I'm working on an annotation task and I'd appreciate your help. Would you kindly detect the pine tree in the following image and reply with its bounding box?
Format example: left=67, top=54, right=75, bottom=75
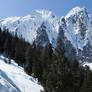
left=9, top=33, right=19, bottom=59
left=68, top=60, right=82, bottom=92
left=42, top=44, right=53, bottom=70
left=43, top=40, right=69, bottom=92
left=32, top=44, right=43, bottom=81
left=0, top=28, right=3, bottom=53
left=80, top=66, right=92, bottom=92
left=4, top=32, right=12, bottom=58
left=0, top=30, right=7, bottom=53
left=42, top=44, right=53, bottom=84
left=25, top=43, right=35, bottom=75
left=14, top=38, right=26, bottom=66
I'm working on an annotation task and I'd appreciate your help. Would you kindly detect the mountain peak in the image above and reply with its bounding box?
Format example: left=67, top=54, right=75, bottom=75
left=1, top=7, right=92, bottom=62
left=32, top=9, right=56, bottom=19
left=65, top=6, right=88, bottom=19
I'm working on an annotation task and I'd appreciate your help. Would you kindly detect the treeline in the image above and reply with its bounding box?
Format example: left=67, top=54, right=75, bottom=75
left=0, top=28, right=92, bottom=92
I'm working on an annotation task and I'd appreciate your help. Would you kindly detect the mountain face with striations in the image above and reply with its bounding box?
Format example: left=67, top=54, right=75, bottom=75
left=59, top=7, right=92, bottom=63
left=0, top=10, right=59, bottom=47
left=1, top=7, right=92, bottom=63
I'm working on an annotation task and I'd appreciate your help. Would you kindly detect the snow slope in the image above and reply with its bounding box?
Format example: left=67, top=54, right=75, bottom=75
left=0, top=10, right=59, bottom=47
left=1, top=7, right=92, bottom=62
left=0, top=56, right=43, bottom=92
left=64, top=6, right=92, bottom=50
left=57, top=6, right=92, bottom=62
left=83, top=62, right=92, bottom=70
left=1, top=7, right=92, bottom=49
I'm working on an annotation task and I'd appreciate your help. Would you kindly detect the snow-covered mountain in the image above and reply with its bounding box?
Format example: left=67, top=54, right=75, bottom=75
left=59, top=7, right=92, bottom=62
left=0, top=10, right=59, bottom=47
left=1, top=7, right=92, bottom=63
left=0, top=55, right=43, bottom=92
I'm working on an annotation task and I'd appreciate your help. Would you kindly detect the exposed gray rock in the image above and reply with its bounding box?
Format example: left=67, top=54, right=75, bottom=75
left=35, top=22, right=49, bottom=46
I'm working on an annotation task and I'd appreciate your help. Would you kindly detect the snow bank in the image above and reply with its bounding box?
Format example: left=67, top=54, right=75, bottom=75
left=0, top=56, right=43, bottom=92
left=83, top=62, right=92, bottom=70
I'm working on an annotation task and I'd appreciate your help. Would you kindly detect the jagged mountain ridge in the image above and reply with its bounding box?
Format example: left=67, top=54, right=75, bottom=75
left=0, top=10, right=59, bottom=47
left=1, top=7, right=92, bottom=62
left=59, top=7, right=92, bottom=62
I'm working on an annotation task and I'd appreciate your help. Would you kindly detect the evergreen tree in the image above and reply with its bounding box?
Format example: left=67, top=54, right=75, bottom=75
left=43, top=40, right=69, bottom=92
left=0, top=30, right=7, bottom=53
left=42, top=43, right=53, bottom=84
left=25, top=43, right=35, bottom=75
left=68, top=60, right=82, bottom=92
left=14, top=38, right=26, bottom=66
left=0, top=28, right=3, bottom=53
left=9, top=33, right=19, bottom=59
left=80, top=66, right=92, bottom=92
left=32, top=45, right=43, bottom=81
left=4, top=32, right=12, bottom=58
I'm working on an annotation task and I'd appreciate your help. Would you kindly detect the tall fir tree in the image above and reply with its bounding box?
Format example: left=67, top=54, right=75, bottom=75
left=25, top=42, right=36, bottom=75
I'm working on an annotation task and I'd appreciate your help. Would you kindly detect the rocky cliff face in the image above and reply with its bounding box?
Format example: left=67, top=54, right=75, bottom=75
left=58, top=7, right=92, bottom=63
left=0, top=10, right=59, bottom=47
left=35, top=22, right=49, bottom=46
left=1, top=7, right=92, bottom=63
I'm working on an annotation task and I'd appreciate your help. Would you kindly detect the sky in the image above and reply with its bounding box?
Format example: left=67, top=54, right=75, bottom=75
left=0, top=0, right=92, bottom=18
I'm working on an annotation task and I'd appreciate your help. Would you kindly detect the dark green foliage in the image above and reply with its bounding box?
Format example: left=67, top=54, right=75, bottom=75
left=42, top=40, right=92, bottom=92
left=25, top=42, right=43, bottom=81
left=42, top=44, right=53, bottom=70
left=43, top=40, right=69, bottom=92
left=9, top=33, right=19, bottom=59
left=80, top=66, right=92, bottom=92
left=32, top=45, right=43, bottom=81
left=68, top=60, right=82, bottom=92
left=0, top=28, right=92, bottom=92
left=4, top=31, right=12, bottom=58
left=0, top=28, right=27, bottom=66
left=14, top=38, right=26, bottom=66
left=25, top=44, right=35, bottom=75
left=42, top=44, right=54, bottom=84
left=0, top=29, right=8, bottom=53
